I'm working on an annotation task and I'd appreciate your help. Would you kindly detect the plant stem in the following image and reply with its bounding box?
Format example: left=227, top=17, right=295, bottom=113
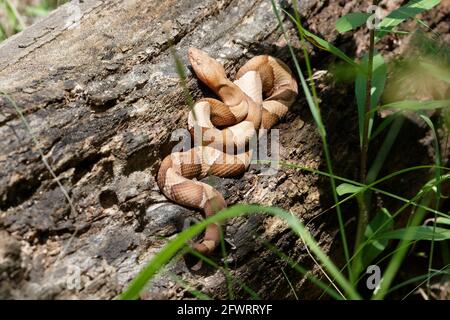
left=5, top=0, right=26, bottom=30
left=421, top=114, right=442, bottom=296
left=372, top=192, right=432, bottom=299
left=289, top=0, right=352, bottom=282
left=360, top=14, right=377, bottom=184
left=355, top=0, right=379, bottom=255
left=354, top=189, right=369, bottom=258
left=292, top=3, right=319, bottom=103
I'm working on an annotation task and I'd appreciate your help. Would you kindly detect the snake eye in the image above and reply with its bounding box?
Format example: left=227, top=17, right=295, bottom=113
left=188, top=48, right=203, bottom=68
left=188, top=48, right=226, bottom=89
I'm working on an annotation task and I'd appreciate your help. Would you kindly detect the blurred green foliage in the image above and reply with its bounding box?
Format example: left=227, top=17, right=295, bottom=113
left=0, top=0, right=67, bottom=42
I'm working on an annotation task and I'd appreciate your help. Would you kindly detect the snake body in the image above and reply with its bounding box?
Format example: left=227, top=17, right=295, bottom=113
left=157, top=48, right=298, bottom=255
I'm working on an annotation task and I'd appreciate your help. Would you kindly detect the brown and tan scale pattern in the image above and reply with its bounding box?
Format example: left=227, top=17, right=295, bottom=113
left=157, top=48, right=298, bottom=257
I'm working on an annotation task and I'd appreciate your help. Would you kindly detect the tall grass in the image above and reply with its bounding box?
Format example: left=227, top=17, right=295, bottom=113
left=272, top=0, right=353, bottom=282
left=121, top=205, right=361, bottom=300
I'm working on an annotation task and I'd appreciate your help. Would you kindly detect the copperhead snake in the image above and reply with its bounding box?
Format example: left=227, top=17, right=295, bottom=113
left=157, top=48, right=298, bottom=256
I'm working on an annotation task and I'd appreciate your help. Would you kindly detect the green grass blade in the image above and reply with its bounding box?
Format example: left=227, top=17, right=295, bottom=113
left=24, top=6, right=52, bottom=17
left=336, top=183, right=363, bottom=196
left=4, top=0, right=26, bottom=31
left=0, top=92, right=80, bottom=268
left=218, top=227, right=234, bottom=300
left=168, top=273, right=213, bottom=300
left=358, top=208, right=394, bottom=273
left=419, top=61, right=450, bottom=84
left=336, top=172, right=449, bottom=287
left=375, top=0, right=442, bottom=41
left=370, top=114, right=399, bottom=141
left=336, top=12, right=371, bottom=34
left=435, top=217, right=450, bottom=226
left=367, top=116, right=405, bottom=184
left=281, top=268, right=299, bottom=300
left=420, top=114, right=442, bottom=293
left=356, top=52, right=387, bottom=146
left=263, top=241, right=345, bottom=300
left=274, top=0, right=352, bottom=282
left=281, top=161, right=450, bottom=219
left=352, top=207, right=391, bottom=280
left=291, top=1, right=319, bottom=102
left=380, top=99, right=450, bottom=111
left=170, top=46, right=195, bottom=110
left=121, top=204, right=361, bottom=300
left=0, top=20, right=7, bottom=41
left=185, top=247, right=261, bottom=300
left=372, top=192, right=433, bottom=299
left=282, top=9, right=363, bottom=73
left=399, top=264, right=450, bottom=299
left=275, top=8, right=325, bottom=137
left=375, top=226, right=450, bottom=241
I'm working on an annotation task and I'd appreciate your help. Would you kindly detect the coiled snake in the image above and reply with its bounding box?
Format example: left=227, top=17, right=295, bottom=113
left=157, top=48, right=298, bottom=256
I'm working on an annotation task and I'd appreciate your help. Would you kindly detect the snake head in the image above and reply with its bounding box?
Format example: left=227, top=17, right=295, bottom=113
left=188, top=48, right=227, bottom=91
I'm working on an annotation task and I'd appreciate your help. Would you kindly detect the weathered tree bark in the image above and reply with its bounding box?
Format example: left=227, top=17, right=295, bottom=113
left=0, top=0, right=447, bottom=299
